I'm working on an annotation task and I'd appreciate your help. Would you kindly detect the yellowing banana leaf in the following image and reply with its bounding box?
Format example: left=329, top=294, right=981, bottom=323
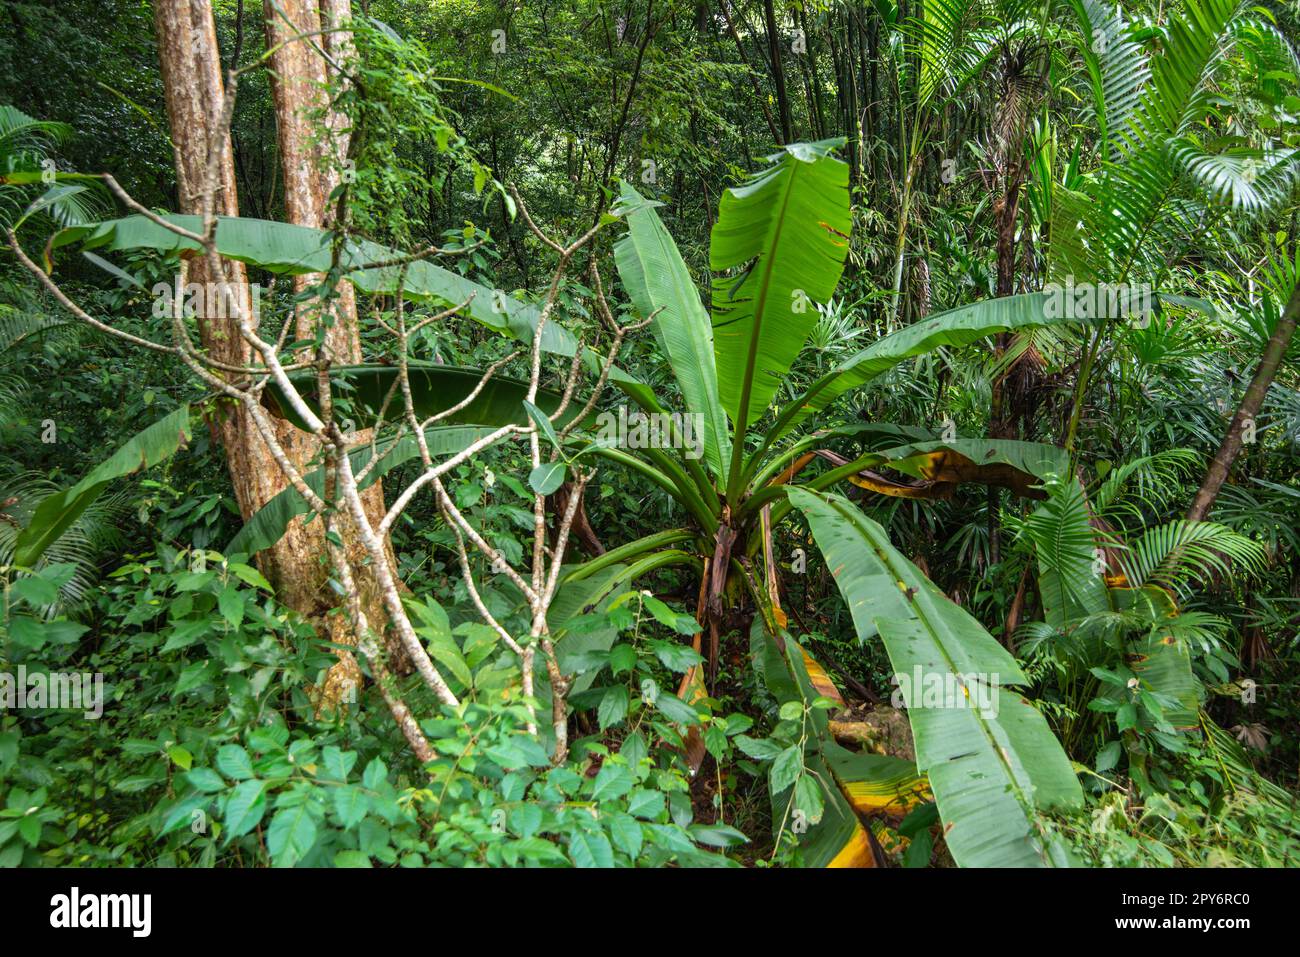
left=751, top=622, right=930, bottom=868
left=813, top=438, right=1065, bottom=501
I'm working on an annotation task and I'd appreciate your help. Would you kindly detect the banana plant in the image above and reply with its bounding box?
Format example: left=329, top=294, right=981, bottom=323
left=54, top=140, right=1091, bottom=866
left=561, top=140, right=1091, bottom=866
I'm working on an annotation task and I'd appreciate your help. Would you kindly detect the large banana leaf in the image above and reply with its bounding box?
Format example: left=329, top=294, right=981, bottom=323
left=790, top=487, right=1082, bottom=867
left=267, top=363, right=579, bottom=434
left=782, top=292, right=1078, bottom=434
left=14, top=405, right=191, bottom=567
left=53, top=215, right=577, bottom=355
left=225, top=426, right=496, bottom=556
left=613, top=182, right=730, bottom=482
left=710, top=139, right=851, bottom=433
left=55, top=213, right=659, bottom=411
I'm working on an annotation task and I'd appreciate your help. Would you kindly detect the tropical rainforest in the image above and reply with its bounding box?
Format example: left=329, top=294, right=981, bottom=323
left=0, top=0, right=1297, bottom=870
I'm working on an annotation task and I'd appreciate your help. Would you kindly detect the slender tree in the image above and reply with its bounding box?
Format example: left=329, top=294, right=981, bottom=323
left=1187, top=281, right=1300, bottom=521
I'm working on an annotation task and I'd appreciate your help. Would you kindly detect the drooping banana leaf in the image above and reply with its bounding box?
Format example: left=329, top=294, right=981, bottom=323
left=225, top=426, right=496, bottom=556
left=14, top=405, right=191, bottom=567
left=54, top=213, right=658, bottom=411
left=266, top=363, right=581, bottom=434
left=782, top=292, right=1082, bottom=435
left=761, top=436, right=1068, bottom=521
left=710, top=139, right=851, bottom=434
left=832, top=437, right=1067, bottom=500
left=790, top=487, right=1083, bottom=867
left=52, top=215, right=574, bottom=355
left=613, top=181, right=731, bottom=483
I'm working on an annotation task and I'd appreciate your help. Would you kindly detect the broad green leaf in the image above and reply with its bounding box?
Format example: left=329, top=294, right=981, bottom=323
left=218, top=588, right=247, bottom=629
left=223, top=780, right=267, bottom=840
left=597, top=686, right=629, bottom=730
left=215, top=744, right=255, bottom=782
left=333, top=849, right=372, bottom=868
left=711, top=140, right=851, bottom=431
left=226, top=426, right=495, bottom=556
left=613, top=181, right=730, bottom=480
left=590, top=762, right=635, bottom=802
left=688, top=823, right=749, bottom=848
left=13, top=405, right=191, bottom=566
left=568, top=828, right=615, bottom=868
left=785, top=293, right=1075, bottom=433
left=770, top=745, right=803, bottom=794
left=791, top=487, right=1082, bottom=867
left=267, top=804, right=318, bottom=867
left=529, top=462, right=566, bottom=496
left=269, top=364, right=577, bottom=434
left=55, top=214, right=657, bottom=399
left=184, top=768, right=225, bottom=794
left=421, top=630, right=472, bottom=689
left=653, top=692, right=701, bottom=725
left=53, top=215, right=577, bottom=354
left=332, top=786, right=370, bottom=829
left=608, top=813, right=643, bottom=858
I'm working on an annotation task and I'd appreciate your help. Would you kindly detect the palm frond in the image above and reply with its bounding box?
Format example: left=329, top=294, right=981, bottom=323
left=1118, top=519, right=1267, bottom=595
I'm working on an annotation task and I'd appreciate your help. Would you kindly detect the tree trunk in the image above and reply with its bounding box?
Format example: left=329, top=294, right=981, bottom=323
left=261, top=0, right=408, bottom=698
left=154, top=0, right=333, bottom=614
left=1187, top=280, right=1300, bottom=521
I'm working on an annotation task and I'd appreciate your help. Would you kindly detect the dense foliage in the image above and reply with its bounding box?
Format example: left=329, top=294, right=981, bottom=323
left=0, top=0, right=1298, bottom=868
